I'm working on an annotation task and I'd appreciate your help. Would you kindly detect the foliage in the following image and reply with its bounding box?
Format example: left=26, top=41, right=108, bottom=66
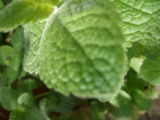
left=0, top=0, right=159, bottom=120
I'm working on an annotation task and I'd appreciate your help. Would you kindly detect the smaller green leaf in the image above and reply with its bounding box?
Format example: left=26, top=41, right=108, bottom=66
left=127, top=42, right=146, bottom=59
left=90, top=101, right=105, bottom=120
left=0, top=45, right=21, bottom=85
left=125, top=69, right=147, bottom=91
left=18, top=92, right=34, bottom=107
left=110, top=91, right=133, bottom=117
left=130, top=57, right=145, bottom=73
left=0, top=87, right=19, bottom=110
left=17, top=78, right=40, bottom=92
left=0, top=46, right=15, bottom=65
left=39, top=98, right=50, bottom=120
left=144, top=87, right=160, bottom=99
left=9, top=107, right=46, bottom=120
left=128, top=43, right=160, bottom=86
left=0, top=0, right=54, bottom=32
left=11, top=28, right=24, bottom=53
left=47, top=93, right=77, bottom=113
left=132, top=90, right=152, bottom=111
left=140, top=56, right=160, bottom=86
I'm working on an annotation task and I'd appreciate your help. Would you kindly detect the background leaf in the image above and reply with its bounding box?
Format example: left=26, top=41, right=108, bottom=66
left=9, top=107, right=46, bottom=120
left=114, top=0, right=160, bottom=46
left=0, top=0, right=54, bottom=32
left=131, top=90, right=152, bottom=111
left=140, top=50, right=160, bottom=85
left=0, top=87, right=19, bottom=110
left=0, top=29, right=24, bottom=85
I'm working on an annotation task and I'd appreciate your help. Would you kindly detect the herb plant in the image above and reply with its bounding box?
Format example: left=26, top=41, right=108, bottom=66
left=0, top=0, right=160, bottom=120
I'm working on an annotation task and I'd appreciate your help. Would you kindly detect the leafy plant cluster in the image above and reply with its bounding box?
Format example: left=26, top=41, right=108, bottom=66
left=0, top=0, right=160, bottom=120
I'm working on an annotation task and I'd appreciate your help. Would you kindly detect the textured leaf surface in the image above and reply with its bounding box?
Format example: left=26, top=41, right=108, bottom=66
left=113, top=0, right=160, bottom=46
left=0, top=0, right=54, bottom=32
left=24, top=21, right=46, bottom=74
left=24, top=0, right=127, bottom=101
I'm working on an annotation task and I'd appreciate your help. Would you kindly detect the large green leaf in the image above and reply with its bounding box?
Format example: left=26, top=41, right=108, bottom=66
left=24, top=0, right=127, bottom=101
left=113, top=0, right=160, bottom=46
left=0, top=0, right=54, bottom=32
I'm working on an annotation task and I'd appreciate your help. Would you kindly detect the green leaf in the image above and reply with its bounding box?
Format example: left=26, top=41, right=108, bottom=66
left=0, top=0, right=4, bottom=9
left=24, top=0, right=127, bottom=101
left=131, top=90, right=152, bottom=111
left=0, top=45, right=20, bottom=85
left=23, top=21, right=46, bottom=74
left=39, top=98, right=50, bottom=120
left=3, top=29, right=24, bottom=85
left=113, top=0, right=160, bottom=45
left=46, top=92, right=77, bottom=113
left=17, top=78, right=41, bottom=92
left=90, top=101, right=105, bottom=120
left=11, top=28, right=24, bottom=53
left=125, top=69, right=147, bottom=91
left=130, top=57, right=145, bottom=73
left=140, top=50, right=160, bottom=85
left=9, top=107, right=46, bottom=120
left=17, top=92, right=34, bottom=107
left=0, top=28, right=24, bottom=85
left=0, top=87, right=19, bottom=110
left=128, top=43, right=160, bottom=86
left=0, top=29, right=24, bottom=86
left=110, top=91, right=133, bottom=116
left=0, top=45, right=15, bottom=66
left=0, top=0, right=54, bottom=32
